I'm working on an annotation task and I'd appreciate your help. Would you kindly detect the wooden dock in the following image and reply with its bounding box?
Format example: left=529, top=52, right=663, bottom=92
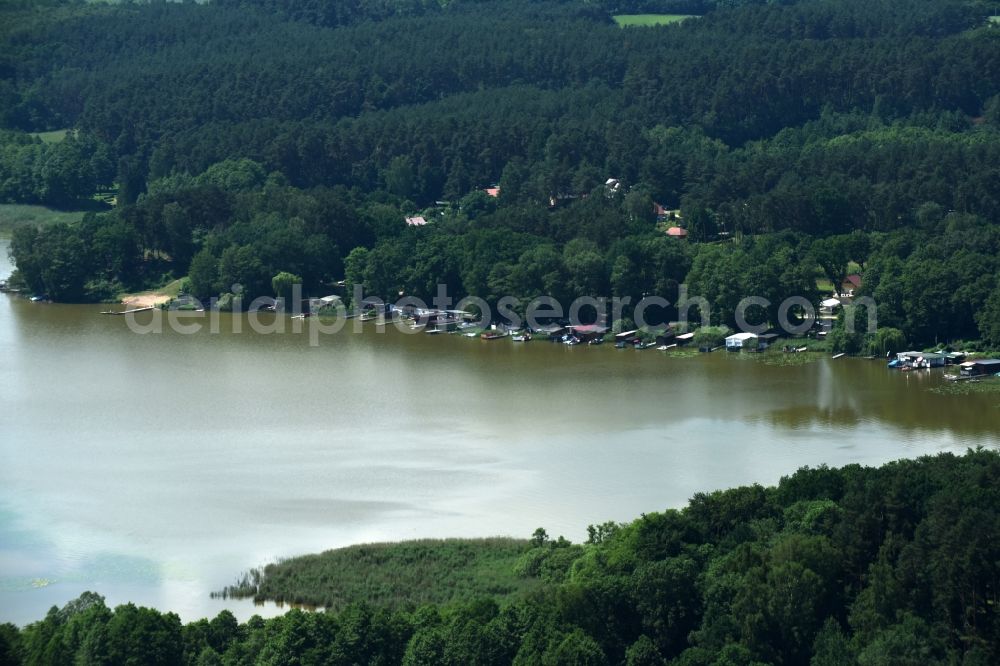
left=100, top=306, right=155, bottom=315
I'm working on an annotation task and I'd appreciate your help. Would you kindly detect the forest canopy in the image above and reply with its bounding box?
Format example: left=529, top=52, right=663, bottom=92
left=4, top=449, right=1000, bottom=664
left=2, top=0, right=1000, bottom=348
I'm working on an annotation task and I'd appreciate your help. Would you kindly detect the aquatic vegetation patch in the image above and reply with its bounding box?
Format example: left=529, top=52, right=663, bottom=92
left=659, top=348, right=699, bottom=358
left=731, top=350, right=823, bottom=366
left=930, top=378, right=1000, bottom=398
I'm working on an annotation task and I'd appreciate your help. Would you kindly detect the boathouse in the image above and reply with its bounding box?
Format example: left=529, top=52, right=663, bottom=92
left=959, top=359, right=1000, bottom=377
left=896, top=351, right=947, bottom=368
left=725, top=332, right=759, bottom=351
left=675, top=332, right=695, bottom=345
left=534, top=323, right=567, bottom=340
left=567, top=324, right=609, bottom=342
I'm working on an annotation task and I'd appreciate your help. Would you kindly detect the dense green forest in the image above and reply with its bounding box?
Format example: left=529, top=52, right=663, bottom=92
left=4, top=449, right=1000, bottom=664
left=2, top=0, right=1000, bottom=349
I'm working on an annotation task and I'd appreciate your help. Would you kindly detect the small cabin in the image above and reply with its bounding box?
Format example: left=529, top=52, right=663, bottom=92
left=959, top=359, right=1000, bottom=377
left=820, top=297, right=842, bottom=314
left=534, top=323, right=567, bottom=340
left=655, top=330, right=676, bottom=346
left=726, top=332, right=759, bottom=352
left=945, top=351, right=966, bottom=365
left=675, top=332, right=695, bottom=345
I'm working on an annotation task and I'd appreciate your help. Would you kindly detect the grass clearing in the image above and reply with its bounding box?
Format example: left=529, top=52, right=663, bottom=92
left=29, top=129, right=70, bottom=143
left=990, top=16, right=1000, bottom=25
left=0, top=204, right=88, bottom=232
left=215, top=538, right=537, bottom=611
left=613, top=14, right=696, bottom=27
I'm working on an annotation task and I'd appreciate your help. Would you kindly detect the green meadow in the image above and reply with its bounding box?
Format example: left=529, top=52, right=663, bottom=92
left=216, top=538, right=539, bottom=611
left=29, top=129, right=70, bottom=143
left=613, top=14, right=696, bottom=27
left=0, top=204, right=87, bottom=232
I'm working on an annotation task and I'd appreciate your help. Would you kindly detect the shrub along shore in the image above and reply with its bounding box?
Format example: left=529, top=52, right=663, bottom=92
left=4, top=450, right=1000, bottom=664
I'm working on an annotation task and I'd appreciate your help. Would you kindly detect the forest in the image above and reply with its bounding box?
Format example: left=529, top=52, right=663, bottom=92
left=4, top=449, right=1000, bottom=664
left=2, top=0, right=1000, bottom=350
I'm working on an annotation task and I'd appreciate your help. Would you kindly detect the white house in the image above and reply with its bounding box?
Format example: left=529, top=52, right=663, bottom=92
left=725, top=332, right=759, bottom=351
left=820, top=297, right=842, bottom=315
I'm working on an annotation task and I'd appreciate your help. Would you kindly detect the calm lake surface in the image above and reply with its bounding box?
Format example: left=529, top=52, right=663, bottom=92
left=1, top=236, right=999, bottom=625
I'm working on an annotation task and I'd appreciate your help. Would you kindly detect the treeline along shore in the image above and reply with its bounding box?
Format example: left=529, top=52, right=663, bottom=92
left=2, top=0, right=1000, bottom=353
left=4, top=450, right=1000, bottom=664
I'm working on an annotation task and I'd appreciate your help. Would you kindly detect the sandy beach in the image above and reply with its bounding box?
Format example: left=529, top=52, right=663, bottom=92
left=121, top=293, right=171, bottom=308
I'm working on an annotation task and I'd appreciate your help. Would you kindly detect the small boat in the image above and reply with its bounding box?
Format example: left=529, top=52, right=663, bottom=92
left=359, top=312, right=378, bottom=322
left=831, top=353, right=845, bottom=359
left=512, top=333, right=531, bottom=342
left=464, top=332, right=478, bottom=338
left=887, top=359, right=901, bottom=368
left=425, top=327, right=444, bottom=334
left=588, top=337, right=604, bottom=346
left=562, top=335, right=581, bottom=346
left=615, top=341, right=626, bottom=349
left=637, top=342, right=656, bottom=350
left=481, top=330, right=508, bottom=340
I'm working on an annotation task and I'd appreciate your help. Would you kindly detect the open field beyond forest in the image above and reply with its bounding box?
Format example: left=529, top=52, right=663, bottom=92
left=28, top=129, right=69, bottom=143
left=613, top=14, right=696, bottom=27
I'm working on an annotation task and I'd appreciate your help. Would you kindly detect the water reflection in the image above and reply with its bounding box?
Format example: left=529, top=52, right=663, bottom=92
left=0, top=251, right=998, bottom=625
left=752, top=359, right=998, bottom=436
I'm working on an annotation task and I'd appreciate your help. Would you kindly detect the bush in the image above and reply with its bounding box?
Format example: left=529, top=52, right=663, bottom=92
left=84, top=278, right=122, bottom=302
left=828, top=327, right=862, bottom=354
left=693, top=325, right=731, bottom=349
left=862, top=327, right=906, bottom=357
left=215, top=292, right=237, bottom=312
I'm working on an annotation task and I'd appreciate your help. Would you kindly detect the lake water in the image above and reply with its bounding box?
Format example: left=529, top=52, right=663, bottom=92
left=1, top=236, right=998, bottom=626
